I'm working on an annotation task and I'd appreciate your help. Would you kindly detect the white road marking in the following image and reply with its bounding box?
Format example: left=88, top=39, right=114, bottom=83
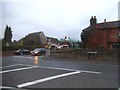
left=0, top=66, right=38, bottom=74
left=18, top=64, right=76, bottom=71
left=18, top=64, right=101, bottom=74
left=0, top=86, right=12, bottom=89
left=0, top=86, right=27, bottom=90
left=0, top=86, right=16, bottom=89
left=13, top=56, right=34, bottom=60
left=12, top=56, right=24, bottom=58
left=79, top=70, right=101, bottom=74
left=1, top=64, right=101, bottom=88
left=25, top=57, right=33, bottom=59
left=0, top=64, right=19, bottom=69
left=17, top=71, right=81, bottom=88
left=0, top=86, right=18, bottom=89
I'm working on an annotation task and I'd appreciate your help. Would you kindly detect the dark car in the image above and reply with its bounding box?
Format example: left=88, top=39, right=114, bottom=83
left=31, top=48, right=46, bottom=56
left=14, top=49, right=30, bottom=55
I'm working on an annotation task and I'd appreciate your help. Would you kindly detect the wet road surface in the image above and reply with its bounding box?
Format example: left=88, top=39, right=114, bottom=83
left=1, top=55, right=118, bottom=89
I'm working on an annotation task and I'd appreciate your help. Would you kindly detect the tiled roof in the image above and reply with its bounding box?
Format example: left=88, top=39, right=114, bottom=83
left=96, top=20, right=120, bottom=29
left=46, top=37, right=60, bottom=44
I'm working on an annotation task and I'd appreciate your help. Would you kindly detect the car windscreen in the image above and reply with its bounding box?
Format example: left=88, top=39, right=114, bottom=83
left=33, top=49, right=41, bottom=52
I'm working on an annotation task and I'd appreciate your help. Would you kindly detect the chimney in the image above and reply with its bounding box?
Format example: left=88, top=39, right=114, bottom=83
left=90, top=16, right=97, bottom=26
left=104, top=19, right=106, bottom=23
left=94, top=16, right=96, bottom=19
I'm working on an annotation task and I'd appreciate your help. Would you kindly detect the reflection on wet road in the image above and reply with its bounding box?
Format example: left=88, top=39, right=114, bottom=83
left=34, top=56, right=39, bottom=65
left=34, top=56, right=45, bottom=65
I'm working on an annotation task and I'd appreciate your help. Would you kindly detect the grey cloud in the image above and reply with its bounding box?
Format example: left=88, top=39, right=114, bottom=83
left=2, top=0, right=119, bottom=41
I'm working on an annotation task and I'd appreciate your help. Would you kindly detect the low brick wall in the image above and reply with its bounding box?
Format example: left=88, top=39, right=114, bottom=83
left=2, top=50, right=15, bottom=56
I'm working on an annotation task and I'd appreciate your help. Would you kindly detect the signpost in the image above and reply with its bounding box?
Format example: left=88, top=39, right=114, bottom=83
left=87, top=51, right=97, bottom=59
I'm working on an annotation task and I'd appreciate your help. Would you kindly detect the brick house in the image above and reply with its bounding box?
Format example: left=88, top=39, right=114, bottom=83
left=81, top=16, right=120, bottom=49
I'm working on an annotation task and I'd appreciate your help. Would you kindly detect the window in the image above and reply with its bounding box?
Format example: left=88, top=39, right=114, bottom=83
left=119, top=31, right=120, bottom=37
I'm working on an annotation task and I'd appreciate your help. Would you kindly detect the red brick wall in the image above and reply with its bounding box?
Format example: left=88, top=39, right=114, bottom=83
left=86, top=28, right=119, bottom=49
left=109, top=28, right=118, bottom=42
left=87, top=30, right=103, bottom=48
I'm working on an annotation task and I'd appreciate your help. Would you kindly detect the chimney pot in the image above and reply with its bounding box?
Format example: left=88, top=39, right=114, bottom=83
left=94, top=16, right=96, bottom=19
left=104, top=19, right=106, bottom=22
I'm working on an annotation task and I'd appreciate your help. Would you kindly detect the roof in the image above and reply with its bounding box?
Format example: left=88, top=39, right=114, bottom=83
left=96, top=20, right=120, bottom=29
left=46, top=37, right=60, bottom=44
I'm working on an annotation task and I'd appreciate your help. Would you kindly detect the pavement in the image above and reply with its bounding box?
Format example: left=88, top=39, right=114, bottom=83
left=1, top=55, right=119, bottom=89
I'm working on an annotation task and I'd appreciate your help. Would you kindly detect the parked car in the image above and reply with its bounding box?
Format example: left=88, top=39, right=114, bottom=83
left=14, top=49, right=30, bottom=55
left=31, top=48, right=46, bottom=56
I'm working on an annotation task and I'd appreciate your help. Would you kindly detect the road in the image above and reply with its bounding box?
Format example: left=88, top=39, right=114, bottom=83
left=1, top=55, right=118, bottom=89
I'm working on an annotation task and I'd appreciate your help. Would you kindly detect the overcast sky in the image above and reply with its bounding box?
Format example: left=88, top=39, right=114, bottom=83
left=1, top=0, right=119, bottom=41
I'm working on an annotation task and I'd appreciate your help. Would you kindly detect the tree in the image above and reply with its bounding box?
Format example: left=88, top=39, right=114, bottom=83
left=3, top=25, right=12, bottom=44
left=81, top=30, right=91, bottom=48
